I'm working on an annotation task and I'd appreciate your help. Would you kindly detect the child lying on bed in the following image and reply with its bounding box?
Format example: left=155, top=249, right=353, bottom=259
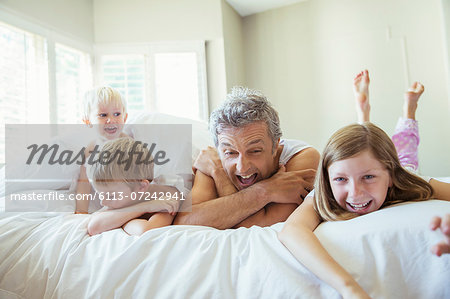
left=75, top=86, right=131, bottom=214
left=278, top=70, right=450, bottom=298
left=86, top=137, right=180, bottom=236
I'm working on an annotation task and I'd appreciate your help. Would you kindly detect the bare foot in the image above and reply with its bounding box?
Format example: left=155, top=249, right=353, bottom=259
left=404, top=82, right=424, bottom=120
left=353, top=70, right=370, bottom=123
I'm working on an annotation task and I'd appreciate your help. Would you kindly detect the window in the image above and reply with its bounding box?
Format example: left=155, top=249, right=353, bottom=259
left=100, top=55, right=146, bottom=116
left=55, top=43, right=92, bottom=124
left=0, top=16, right=93, bottom=163
left=0, top=22, right=49, bottom=125
left=96, top=41, right=208, bottom=122
left=154, top=52, right=202, bottom=120
left=0, top=22, right=50, bottom=163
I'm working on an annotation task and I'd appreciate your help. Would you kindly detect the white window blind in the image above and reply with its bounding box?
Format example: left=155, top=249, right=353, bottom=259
left=55, top=43, right=92, bottom=124
left=0, top=22, right=49, bottom=163
left=100, top=55, right=146, bottom=116
left=0, top=17, right=93, bottom=163
left=96, top=41, right=208, bottom=122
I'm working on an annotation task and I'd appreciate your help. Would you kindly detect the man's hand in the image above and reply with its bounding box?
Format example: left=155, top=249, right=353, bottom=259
left=193, top=146, right=223, bottom=177
left=257, top=165, right=315, bottom=205
left=430, top=214, right=450, bottom=256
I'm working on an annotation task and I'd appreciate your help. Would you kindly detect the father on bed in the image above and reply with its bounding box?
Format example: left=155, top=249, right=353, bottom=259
left=174, top=87, right=319, bottom=229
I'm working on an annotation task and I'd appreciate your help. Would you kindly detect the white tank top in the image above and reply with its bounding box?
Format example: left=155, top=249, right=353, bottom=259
left=278, top=139, right=312, bottom=165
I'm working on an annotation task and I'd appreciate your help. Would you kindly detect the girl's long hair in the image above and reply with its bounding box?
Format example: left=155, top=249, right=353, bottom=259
left=314, top=122, right=433, bottom=221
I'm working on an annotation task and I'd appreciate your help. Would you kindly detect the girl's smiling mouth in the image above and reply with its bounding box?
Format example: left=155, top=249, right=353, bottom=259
left=346, top=200, right=372, bottom=213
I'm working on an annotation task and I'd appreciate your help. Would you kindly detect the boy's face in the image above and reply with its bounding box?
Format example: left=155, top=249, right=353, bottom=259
left=95, top=181, right=138, bottom=209
left=87, top=103, right=128, bottom=140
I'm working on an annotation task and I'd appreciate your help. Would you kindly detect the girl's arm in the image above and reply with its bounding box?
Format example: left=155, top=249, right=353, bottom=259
left=87, top=200, right=178, bottom=236
left=122, top=212, right=175, bottom=236
left=278, top=197, right=370, bottom=299
left=430, top=179, right=450, bottom=201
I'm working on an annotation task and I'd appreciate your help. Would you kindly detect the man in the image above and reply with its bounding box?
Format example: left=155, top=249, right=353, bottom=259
left=174, top=87, right=319, bottom=229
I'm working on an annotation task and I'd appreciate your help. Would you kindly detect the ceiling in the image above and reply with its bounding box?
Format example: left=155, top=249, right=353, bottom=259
left=225, top=0, right=308, bottom=17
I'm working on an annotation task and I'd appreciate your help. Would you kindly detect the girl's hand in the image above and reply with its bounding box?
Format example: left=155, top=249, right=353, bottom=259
left=341, top=284, right=371, bottom=299
left=430, top=214, right=450, bottom=256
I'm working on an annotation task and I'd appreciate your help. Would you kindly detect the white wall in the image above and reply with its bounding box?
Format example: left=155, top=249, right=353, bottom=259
left=0, top=0, right=94, bottom=43
left=93, top=0, right=228, bottom=110
left=440, top=0, right=450, bottom=105
left=243, top=0, right=450, bottom=176
left=221, top=0, right=246, bottom=90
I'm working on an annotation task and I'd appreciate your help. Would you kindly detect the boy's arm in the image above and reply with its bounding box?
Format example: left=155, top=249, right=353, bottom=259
left=75, top=144, right=96, bottom=214
left=193, top=147, right=237, bottom=197
left=278, top=197, right=370, bottom=298
left=87, top=200, right=177, bottom=236
left=122, top=213, right=175, bottom=236
left=75, top=165, right=91, bottom=214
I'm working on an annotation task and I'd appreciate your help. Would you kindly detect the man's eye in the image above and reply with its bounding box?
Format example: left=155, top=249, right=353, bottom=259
left=225, top=151, right=236, bottom=156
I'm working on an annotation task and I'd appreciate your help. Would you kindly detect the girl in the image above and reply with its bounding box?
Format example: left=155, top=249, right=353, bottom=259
left=278, top=70, right=450, bottom=298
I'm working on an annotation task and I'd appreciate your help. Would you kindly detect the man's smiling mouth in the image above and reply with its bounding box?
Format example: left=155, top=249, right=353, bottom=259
left=237, top=173, right=258, bottom=187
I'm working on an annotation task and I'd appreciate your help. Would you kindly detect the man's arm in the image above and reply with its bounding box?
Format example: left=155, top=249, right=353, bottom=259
left=233, top=147, right=320, bottom=228
left=174, top=146, right=319, bottom=229
left=232, top=203, right=298, bottom=228
left=174, top=165, right=316, bottom=229
left=174, top=174, right=270, bottom=229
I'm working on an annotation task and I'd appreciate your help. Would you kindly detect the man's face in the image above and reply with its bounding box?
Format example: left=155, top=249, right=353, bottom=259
left=217, top=122, right=279, bottom=190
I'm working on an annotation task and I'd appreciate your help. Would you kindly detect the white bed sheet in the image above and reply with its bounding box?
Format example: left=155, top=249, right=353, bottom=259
left=0, top=199, right=449, bottom=299
left=1, top=113, right=449, bottom=298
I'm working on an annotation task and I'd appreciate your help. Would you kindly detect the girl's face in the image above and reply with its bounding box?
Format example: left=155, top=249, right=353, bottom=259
left=328, top=149, right=392, bottom=215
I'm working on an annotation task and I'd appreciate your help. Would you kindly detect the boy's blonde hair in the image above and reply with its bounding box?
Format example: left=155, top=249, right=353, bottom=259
left=314, top=122, right=433, bottom=221
left=83, top=86, right=127, bottom=122
left=87, top=137, right=154, bottom=190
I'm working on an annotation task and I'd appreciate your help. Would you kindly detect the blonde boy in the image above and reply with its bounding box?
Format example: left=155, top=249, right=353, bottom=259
left=86, top=137, right=180, bottom=236
left=75, top=86, right=130, bottom=213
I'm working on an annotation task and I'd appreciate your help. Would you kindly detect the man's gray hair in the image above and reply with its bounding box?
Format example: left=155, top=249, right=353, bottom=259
left=209, top=86, right=282, bottom=150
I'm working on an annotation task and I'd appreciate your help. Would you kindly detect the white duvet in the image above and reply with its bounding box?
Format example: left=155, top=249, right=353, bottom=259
left=0, top=199, right=449, bottom=299
left=1, top=113, right=449, bottom=298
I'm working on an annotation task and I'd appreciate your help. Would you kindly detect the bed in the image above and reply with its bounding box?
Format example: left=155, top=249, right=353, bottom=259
left=1, top=113, right=449, bottom=299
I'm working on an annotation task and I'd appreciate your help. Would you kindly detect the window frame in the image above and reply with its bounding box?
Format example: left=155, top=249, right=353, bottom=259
left=0, top=5, right=94, bottom=124
left=94, top=41, right=209, bottom=122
